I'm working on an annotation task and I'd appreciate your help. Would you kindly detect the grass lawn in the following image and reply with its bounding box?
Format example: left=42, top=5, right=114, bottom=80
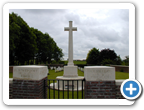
left=9, top=69, right=129, bottom=99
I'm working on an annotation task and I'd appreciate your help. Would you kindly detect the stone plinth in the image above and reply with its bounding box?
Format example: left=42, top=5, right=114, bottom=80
left=63, top=66, right=78, bottom=77
left=84, top=66, right=116, bottom=99
left=12, top=66, right=48, bottom=99
left=84, top=66, right=115, bottom=81
left=54, top=66, right=84, bottom=91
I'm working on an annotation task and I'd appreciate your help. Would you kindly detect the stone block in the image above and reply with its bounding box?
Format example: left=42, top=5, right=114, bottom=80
left=84, top=66, right=115, bottom=81
left=13, top=65, right=48, bottom=80
left=63, top=66, right=78, bottom=77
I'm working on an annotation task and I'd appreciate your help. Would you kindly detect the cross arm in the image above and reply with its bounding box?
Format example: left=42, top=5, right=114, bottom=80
left=64, top=27, right=77, bottom=31
left=72, top=27, right=77, bottom=31
left=64, top=27, right=69, bottom=31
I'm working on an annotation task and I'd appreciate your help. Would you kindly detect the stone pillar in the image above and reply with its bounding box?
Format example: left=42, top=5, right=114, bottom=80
left=84, top=66, right=116, bottom=99
left=12, top=66, right=48, bottom=99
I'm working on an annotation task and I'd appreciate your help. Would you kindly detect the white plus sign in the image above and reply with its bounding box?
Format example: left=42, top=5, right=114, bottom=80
left=126, top=83, right=137, bottom=95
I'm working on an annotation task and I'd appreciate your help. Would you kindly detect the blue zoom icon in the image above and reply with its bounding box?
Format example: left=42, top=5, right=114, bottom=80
left=123, top=81, right=139, bottom=97
left=121, top=79, right=142, bottom=100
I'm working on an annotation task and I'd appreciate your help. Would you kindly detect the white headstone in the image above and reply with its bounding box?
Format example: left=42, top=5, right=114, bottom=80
left=50, top=67, right=53, bottom=70
left=58, top=67, right=60, bottom=71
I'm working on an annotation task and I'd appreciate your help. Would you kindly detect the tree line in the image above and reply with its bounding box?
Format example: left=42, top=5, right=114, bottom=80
left=9, top=12, right=64, bottom=65
left=86, top=48, right=129, bottom=66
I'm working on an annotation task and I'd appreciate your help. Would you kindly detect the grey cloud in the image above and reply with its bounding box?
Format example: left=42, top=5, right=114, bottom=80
left=24, top=9, right=67, bottom=15
left=9, top=9, right=129, bottom=60
left=94, top=26, right=120, bottom=42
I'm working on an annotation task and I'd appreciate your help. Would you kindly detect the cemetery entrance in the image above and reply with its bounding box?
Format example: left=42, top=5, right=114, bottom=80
left=44, top=78, right=85, bottom=99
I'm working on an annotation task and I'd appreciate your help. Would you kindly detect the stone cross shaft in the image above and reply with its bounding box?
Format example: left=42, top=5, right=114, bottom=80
left=64, top=21, right=77, bottom=66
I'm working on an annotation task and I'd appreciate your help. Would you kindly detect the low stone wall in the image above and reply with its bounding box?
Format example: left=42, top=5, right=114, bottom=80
left=110, top=65, right=129, bottom=73
left=9, top=65, right=126, bottom=99
left=9, top=78, right=125, bottom=99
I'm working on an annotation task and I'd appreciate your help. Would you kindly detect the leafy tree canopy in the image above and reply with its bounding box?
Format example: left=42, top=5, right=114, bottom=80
left=9, top=12, right=64, bottom=65
left=86, top=48, right=100, bottom=65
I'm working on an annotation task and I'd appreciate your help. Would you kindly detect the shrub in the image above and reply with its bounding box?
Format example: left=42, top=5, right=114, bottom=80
left=59, top=61, right=65, bottom=64
left=101, top=59, right=114, bottom=65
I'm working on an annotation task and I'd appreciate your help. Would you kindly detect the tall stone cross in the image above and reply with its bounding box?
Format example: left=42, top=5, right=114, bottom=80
left=64, top=21, right=77, bottom=66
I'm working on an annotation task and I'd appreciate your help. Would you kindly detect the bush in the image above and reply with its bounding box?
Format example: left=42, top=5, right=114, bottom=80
left=76, top=64, right=87, bottom=68
left=59, top=61, right=65, bottom=64
left=101, top=59, right=114, bottom=65
left=51, top=60, right=57, bottom=64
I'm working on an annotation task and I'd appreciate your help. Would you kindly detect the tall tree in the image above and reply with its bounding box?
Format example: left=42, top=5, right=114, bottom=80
left=9, top=13, right=21, bottom=65
left=115, top=55, right=122, bottom=65
left=123, top=55, right=129, bottom=66
left=99, top=48, right=117, bottom=63
left=86, top=48, right=100, bottom=65
left=9, top=12, right=37, bottom=65
left=31, top=28, right=45, bottom=64
left=9, top=12, right=64, bottom=65
left=53, top=46, right=64, bottom=62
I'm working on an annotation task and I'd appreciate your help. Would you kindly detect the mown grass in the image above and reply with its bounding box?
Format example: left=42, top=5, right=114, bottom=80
left=115, top=71, right=129, bottom=79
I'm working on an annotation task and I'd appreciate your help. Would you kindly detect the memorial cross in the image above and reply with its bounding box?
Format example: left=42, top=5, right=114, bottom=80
left=64, top=21, right=77, bottom=66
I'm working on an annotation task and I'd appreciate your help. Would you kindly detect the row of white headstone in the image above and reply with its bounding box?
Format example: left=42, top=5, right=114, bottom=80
left=78, top=67, right=84, bottom=72
left=50, top=66, right=64, bottom=72
left=50, top=66, right=84, bottom=72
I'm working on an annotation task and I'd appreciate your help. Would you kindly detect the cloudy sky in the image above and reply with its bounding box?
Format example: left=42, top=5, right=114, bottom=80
left=9, top=9, right=129, bottom=60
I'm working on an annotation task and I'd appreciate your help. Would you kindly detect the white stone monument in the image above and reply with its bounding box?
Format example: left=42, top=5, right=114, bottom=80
left=51, top=21, right=84, bottom=91
left=63, top=21, right=78, bottom=77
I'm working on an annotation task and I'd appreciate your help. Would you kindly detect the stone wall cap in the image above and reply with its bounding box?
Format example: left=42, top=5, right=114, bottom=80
left=13, top=66, right=48, bottom=80
left=84, top=66, right=115, bottom=81
left=13, top=65, right=47, bottom=68
left=115, top=80, right=125, bottom=85
left=9, top=78, right=13, bottom=84
left=110, top=65, right=129, bottom=67
left=84, top=66, right=114, bottom=68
